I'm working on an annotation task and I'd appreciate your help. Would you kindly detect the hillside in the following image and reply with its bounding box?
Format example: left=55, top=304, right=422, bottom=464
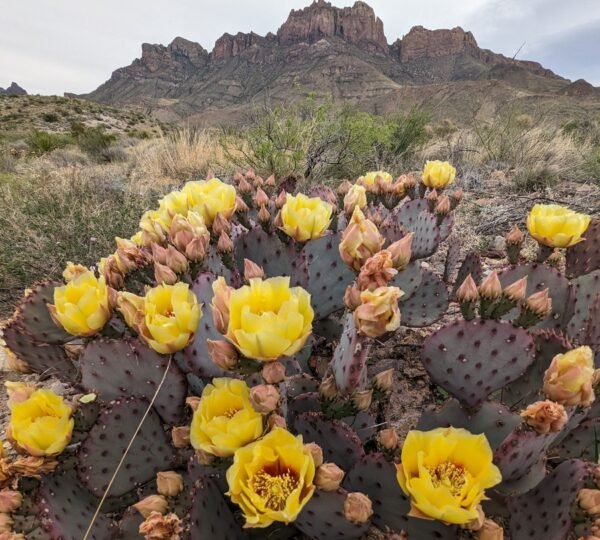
left=82, top=0, right=600, bottom=125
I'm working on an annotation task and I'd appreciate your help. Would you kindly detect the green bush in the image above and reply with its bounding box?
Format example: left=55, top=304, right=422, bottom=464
left=71, top=125, right=117, bottom=161
left=26, top=130, right=73, bottom=155
left=41, top=112, right=59, bottom=123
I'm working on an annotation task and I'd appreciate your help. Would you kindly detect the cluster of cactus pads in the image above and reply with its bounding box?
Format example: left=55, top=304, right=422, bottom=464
left=0, top=162, right=598, bottom=540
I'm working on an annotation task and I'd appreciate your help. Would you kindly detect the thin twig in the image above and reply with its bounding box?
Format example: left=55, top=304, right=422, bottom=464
left=83, top=357, right=172, bottom=540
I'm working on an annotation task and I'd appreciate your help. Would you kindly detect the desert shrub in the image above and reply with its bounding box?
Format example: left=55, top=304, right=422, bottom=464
left=26, top=130, right=73, bottom=155
left=41, top=112, right=59, bottom=123
left=72, top=125, right=117, bottom=161
left=46, top=148, right=90, bottom=168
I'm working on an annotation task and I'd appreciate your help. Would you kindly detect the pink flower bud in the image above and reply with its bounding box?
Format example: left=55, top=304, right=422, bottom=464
left=503, top=276, right=528, bottom=302
left=249, top=384, right=280, bottom=414
left=261, top=361, right=286, bottom=384
left=343, top=492, right=373, bottom=524
left=133, top=495, right=168, bottom=518
left=156, top=471, right=184, bottom=498
left=207, top=340, right=238, bottom=370
left=154, top=262, right=178, bottom=285
left=304, top=443, right=324, bottom=467
left=254, top=188, right=269, bottom=208
left=171, top=426, right=190, bottom=448
left=244, top=259, right=265, bottom=281
left=315, top=463, right=345, bottom=491
left=0, top=490, right=22, bottom=513
left=456, top=274, right=479, bottom=303
left=387, top=233, right=414, bottom=270
left=377, top=427, right=399, bottom=450
left=478, top=271, right=502, bottom=300
left=217, top=232, right=233, bottom=254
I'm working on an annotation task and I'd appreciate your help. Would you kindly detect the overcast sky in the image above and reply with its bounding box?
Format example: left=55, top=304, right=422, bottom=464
left=2, top=0, right=600, bottom=95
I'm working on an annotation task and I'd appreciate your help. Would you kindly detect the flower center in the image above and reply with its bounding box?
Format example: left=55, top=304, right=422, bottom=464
left=221, top=408, right=240, bottom=418
left=251, top=467, right=299, bottom=511
left=427, top=461, right=466, bottom=497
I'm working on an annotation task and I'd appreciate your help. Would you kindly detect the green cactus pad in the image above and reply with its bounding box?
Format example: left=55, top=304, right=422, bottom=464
left=568, top=270, right=600, bottom=343
left=180, top=272, right=229, bottom=378
left=566, top=218, right=600, bottom=278
left=551, top=416, right=600, bottom=461
left=498, top=262, right=574, bottom=330
left=294, top=412, right=364, bottom=471
left=304, top=233, right=355, bottom=319
left=234, top=227, right=307, bottom=287
left=417, top=399, right=521, bottom=450
left=295, top=489, right=370, bottom=540
left=329, top=313, right=370, bottom=395
left=443, top=235, right=461, bottom=284
left=186, top=477, right=246, bottom=540
left=507, top=459, right=591, bottom=540
left=451, top=252, right=483, bottom=299
left=399, top=269, right=448, bottom=327
left=77, top=397, right=174, bottom=498
left=37, top=469, right=115, bottom=540
left=390, top=261, right=423, bottom=298
left=422, top=318, right=536, bottom=407
left=2, top=319, right=76, bottom=379
left=501, top=330, right=572, bottom=408
left=17, top=281, right=73, bottom=343
left=80, top=338, right=187, bottom=425
left=344, top=454, right=457, bottom=538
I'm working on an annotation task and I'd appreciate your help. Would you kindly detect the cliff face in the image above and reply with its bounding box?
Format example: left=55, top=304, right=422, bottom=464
left=84, top=0, right=583, bottom=123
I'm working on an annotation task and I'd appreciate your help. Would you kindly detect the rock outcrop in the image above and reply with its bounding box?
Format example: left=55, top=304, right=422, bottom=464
left=0, top=82, right=27, bottom=96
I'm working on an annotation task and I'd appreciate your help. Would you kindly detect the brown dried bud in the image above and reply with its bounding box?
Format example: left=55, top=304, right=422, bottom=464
left=254, top=175, right=264, bottom=188
left=426, top=189, right=439, bottom=209
left=304, top=443, right=324, bottom=467
left=434, top=195, right=451, bottom=217
left=258, top=205, right=271, bottom=223
left=353, top=389, right=373, bottom=411
left=207, top=339, right=238, bottom=371
left=0, top=514, right=13, bottom=534
left=212, top=213, right=231, bottom=236
left=344, top=284, right=362, bottom=311
left=275, top=190, right=287, bottom=209
left=505, top=225, right=525, bottom=246
left=343, top=492, right=373, bottom=524
left=450, top=189, right=463, bottom=209
left=464, top=505, right=485, bottom=531
left=367, top=209, right=383, bottom=227
left=195, top=448, right=215, bottom=465
left=387, top=233, right=414, bottom=270
left=477, top=519, right=504, bottom=540
left=456, top=274, right=479, bottom=303
left=268, top=414, right=287, bottom=430
left=479, top=271, right=502, bottom=300
left=217, top=232, right=233, bottom=254
left=377, top=427, right=399, bottom=450
left=244, top=259, right=265, bottom=281
left=249, top=384, right=280, bottom=414
left=525, top=288, right=552, bottom=318
left=315, top=463, right=345, bottom=491
left=320, top=376, right=338, bottom=399
left=357, top=250, right=397, bottom=291
left=185, top=396, right=202, bottom=412
left=10, top=456, right=58, bottom=477
left=337, top=180, right=353, bottom=196
left=261, top=361, right=286, bottom=384
left=254, top=188, right=269, bottom=208
left=151, top=243, right=169, bottom=265
left=245, top=169, right=256, bottom=180
left=171, top=426, right=190, bottom=448
left=154, top=262, right=178, bottom=285
left=374, top=369, right=394, bottom=392
left=138, top=511, right=183, bottom=540
left=503, top=276, right=528, bottom=302
left=580, top=489, right=600, bottom=515
left=0, top=490, right=22, bottom=513
left=165, top=245, right=188, bottom=274
left=520, top=400, right=568, bottom=434
left=156, top=471, right=184, bottom=498
left=133, top=495, right=168, bottom=518
left=235, top=196, right=249, bottom=213
left=5, top=382, right=35, bottom=407
left=265, top=174, right=276, bottom=187
left=404, top=175, right=417, bottom=190
left=238, top=177, right=252, bottom=194
left=233, top=171, right=244, bottom=184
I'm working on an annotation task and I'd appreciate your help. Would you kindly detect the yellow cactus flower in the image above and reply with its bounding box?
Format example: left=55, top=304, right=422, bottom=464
left=48, top=270, right=111, bottom=336
left=396, top=427, right=501, bottom=525
left=422, top=160, right=456, bottom=189
left=190, top=378, right=264, bottom=457
left=354, top=286, right=402, bottom=337
left=182, top=178, right=237, bottom=225
left=359, top=171, right=393, bottom=187
left=138, top=209, right=167, bottom=245
left=8, top=389, right=74, bottom=457
left=280, top=193, right=333, bottom=242
left=343, top=184, right=367, bottom=214
left=137, top=282, right=201, bottom=354
left=226, top=427, right=316, bottom=527
left=339, top=206, right=385, bottom=271
left=543, top=346, right=597, bottom=406
left=221, top=277, right=314, bottom=362
left=526, top=204, right=591, bottom=248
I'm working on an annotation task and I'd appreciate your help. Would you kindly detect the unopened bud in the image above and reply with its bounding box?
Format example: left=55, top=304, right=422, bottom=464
left=344, top=284, right=362, bottom=310
left=249, top=384, right=280, bottom=414
left=456, top=274, right=479, bottom=303
left=580, top=489, right=600, bottom=515
left=450, top=189, right=463, bottom=210
left=374, top=369, right=394, bottom=392
left=196, top=448, right=215, bottom=465
left=304, top=443, right=324, bottom=467
left=477, top=519, right=504, bottom=540
left=254, top=175, right=264, bottom=188
left=186, top=396, right=201, bottom=411
left=320, top=376, right=338, bottom=399
left=154, top=262, right=177, bottom=285
left=207, top=339, right=238, bottom=371
left=275, top=190, right=287, bottom=209
left=479, top=271, right=502, bottom=300
left=426, top=189, right=438, bottom=211
left=377, top=427, right=399, bottom=450
left=353, top=390, right=372, bottom=411
left=315, top=463, right=345, bottom=491
left=343, top=492, right=373, bottom=524
left=245, top=169, right=256, bottom=180
left=156, top=471, right=184, bottom=498
left=212, top=213, right=231, bottom=236
left=367, top=209, right=383, bottom=227
left=186, top=236, right=207, bottom=262
left=244, top=258, right=265, bottom=281
left=337, top=180, right=352, bottom=196
left=525, top=288, right=552, bottom=318
left=505, top=225, right=525, bottom=246
left=0, top=490, right=22, bottom=513
left=265, top=174, right=276, bottom=187
left=217, top=232, right=233, bottom=254
left=0, top=514, right=14, bottom=533
left=151, top=243, right=169, bottom=265
left=233, top=171, right=244, bottom=184
left=464, top=505, right=485, bottom=531
left=254, top=188, right=269, bottom=208
left=388, top=233, right=414, bottom=270
left=503, top=276, right=527, bottom=302
left=239, top=177, right=252, bottom=194
left=133, top=495, right=168, bottom=518
left=258, top=205, right=271, bottom=223
left=261, top=361, right=286, bottom=384
left=171, top=426, right=190, bottom=448
left=268, top=413, right=287, bottom=430
left=236, top=196, right=249, bottom=213
left=434, top=195, right=451, bottom=217
left=166, top=245, right=188, bottom=274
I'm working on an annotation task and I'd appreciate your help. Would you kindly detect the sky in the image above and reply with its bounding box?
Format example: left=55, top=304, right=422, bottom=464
left=1, top=0, right=600, bottom=95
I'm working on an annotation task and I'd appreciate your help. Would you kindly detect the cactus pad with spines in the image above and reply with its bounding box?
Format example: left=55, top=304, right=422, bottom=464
left=329, top=314, right=370, bottom=395
left=566, top=218, right=600, bottom=278
left=77, top=397, right=174, bottom=497
left=116, top=507, right=144, bottom=540
left=452, top=252, right=483, bottom=299
left=390, top=261, right=423, bottom=298
left=507, top=459, right=591, bottom=540
left=443, top=235, right=461, bottom=284
left=438, top=213, right=454, bottom=242
left=567, top=270, right=600, bottom=343
left=417, top=399, right=521, bottom=450
left=284, top=374, right=320, bottom=398
left=422, top=318, right=536, bottom=407
left=294, top=412, right=364, bottom=471
left=551, top=416, right=600, bottom=461
left=399, top=269, right=448, bottom=327
left=80, top=338, right=187, bottom=424
left=37, top=470, right=114, bottom=540
left=341, top=411, right=377, bottom=442
left=409, top=210, right=441, bottom=259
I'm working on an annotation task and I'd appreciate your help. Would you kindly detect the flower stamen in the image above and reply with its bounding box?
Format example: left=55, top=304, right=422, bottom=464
left=251, top=467, right=299, bottom=511
left=427, top=461, right=466, bottom=497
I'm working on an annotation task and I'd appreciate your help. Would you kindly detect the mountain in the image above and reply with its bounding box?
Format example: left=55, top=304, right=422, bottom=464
left=83, top=0, right=599, bottom=125
left=0, top=82, right=27, bottom=96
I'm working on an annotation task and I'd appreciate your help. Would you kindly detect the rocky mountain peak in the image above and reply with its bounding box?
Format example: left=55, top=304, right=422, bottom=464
left=396, top=26, right=478, bottom=62
left=0, top=82, right=27, bottom=96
